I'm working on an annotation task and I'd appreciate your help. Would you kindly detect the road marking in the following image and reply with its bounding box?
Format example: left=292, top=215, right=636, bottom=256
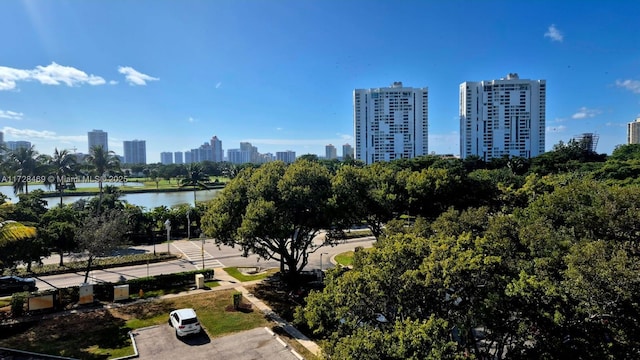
left=172, top=240, right=224, bottom=270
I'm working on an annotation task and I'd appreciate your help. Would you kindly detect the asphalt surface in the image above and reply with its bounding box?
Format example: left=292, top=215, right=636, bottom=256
left=134, top=324, right=301, bottom=360
left=34, top=236, right=375, bottom=291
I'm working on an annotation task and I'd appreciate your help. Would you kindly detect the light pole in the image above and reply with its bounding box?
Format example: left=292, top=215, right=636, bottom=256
left=187, top=209, right=191, bottom=240
left=201, top=237, right=205, bottom=270
left=164, top=219, right=171, bottom=254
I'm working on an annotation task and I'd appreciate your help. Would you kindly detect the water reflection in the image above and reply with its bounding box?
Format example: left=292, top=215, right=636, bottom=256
left=0, top=183, right=221, bottom=209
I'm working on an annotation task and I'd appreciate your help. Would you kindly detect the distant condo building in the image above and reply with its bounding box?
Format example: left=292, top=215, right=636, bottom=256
left=628, top=118, right=640, bottom=144
left=174, top=151, right=183, bottom=164
left=160, top=152, right=173, bottom=164
left=88, top=129, right=108, bottom=152
left=276, top=150, right=296, bottom=164
left=6, top=140, right=31, bottom=151
left=211, top=136, right=223, bottom=162
left=123, top=140, right=147, bottom=164
left=342, top=143, right=354, bottom=160
left=353, top=81, right=428, bottom=164
left=325, top=144, right=337, bottom=160
left=460, top=73, right=546, bottom=161
left=227, top=148, right=250, bottom=164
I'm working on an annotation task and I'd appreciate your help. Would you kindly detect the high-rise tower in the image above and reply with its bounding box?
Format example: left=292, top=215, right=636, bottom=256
left=354, top=82, right=428, bottom=164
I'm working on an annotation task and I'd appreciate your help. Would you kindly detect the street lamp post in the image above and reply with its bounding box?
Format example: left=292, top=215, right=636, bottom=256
left=164, top=219, right=171, bottom=254
left=201, top=237, right=205, bottom=270
left=187, top=210, right=191, bottom=240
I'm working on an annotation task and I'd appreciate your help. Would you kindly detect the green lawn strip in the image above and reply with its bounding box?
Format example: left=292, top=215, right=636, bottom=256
left=0, top=289, right=268, bottom=359
left=223, top=267, right=278, bottom=282
left=334, top=251, right=355, bottom=266
left=8, top=253, right=178, bottom=277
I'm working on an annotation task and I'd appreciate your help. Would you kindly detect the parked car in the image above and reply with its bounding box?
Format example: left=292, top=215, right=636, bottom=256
left=168, top=308, right=202, bottom=337
left=0, top=275, right=37, bottom=295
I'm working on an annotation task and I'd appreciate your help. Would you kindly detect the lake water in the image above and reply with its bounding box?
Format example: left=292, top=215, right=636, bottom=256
left=0, top=182, right=221, bottom=209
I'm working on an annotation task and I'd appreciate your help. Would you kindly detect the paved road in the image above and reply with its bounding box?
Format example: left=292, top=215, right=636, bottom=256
left=35, top=236, right=375, bottom=290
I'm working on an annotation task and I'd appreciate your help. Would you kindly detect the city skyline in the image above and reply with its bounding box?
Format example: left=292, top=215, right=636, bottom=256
left=1, top=1, right=639, bottom=163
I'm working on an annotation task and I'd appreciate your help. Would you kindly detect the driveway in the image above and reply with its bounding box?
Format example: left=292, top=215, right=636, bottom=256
left=133, top=325, right=300, bottom=360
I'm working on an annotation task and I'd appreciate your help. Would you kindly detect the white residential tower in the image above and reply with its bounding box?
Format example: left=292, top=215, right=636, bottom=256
left=460, top=73, right=546, bottom=161
left=354, top=82, right=428, bottom=164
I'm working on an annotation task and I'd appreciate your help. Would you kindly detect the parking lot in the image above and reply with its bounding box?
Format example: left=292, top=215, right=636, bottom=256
left=133, top=325, right=301, bottom=360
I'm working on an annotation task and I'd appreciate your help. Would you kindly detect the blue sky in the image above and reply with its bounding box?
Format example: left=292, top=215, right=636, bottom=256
left=0, top=0, right=639, bottom=163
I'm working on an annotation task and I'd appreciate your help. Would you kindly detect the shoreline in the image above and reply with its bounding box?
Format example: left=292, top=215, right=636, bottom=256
left=1, top=183, right=226, bottom=198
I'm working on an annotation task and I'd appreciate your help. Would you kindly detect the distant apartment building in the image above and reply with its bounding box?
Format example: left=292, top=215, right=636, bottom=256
left=325, top=144, right=337, bottom=160
left=6, top=140, right=32, bottom=151
left=189, top=143, right=214, bottom=163
left=123, top=140, right=147, bottom=164
left=258, top=153, right=275, bottom=163
left=160, top=152, right=173, bottom=164
left=240, top=142, right=259, bottom=163
left=276, top=150, right=296, bottom=164
left=184, top=151, right=192, bottom=164
left=342, top=143, right=354, bottom=160
left=210, top=136, right=224, bottom=162
left=628, top=118, right=640, bottom=144
left=460, top=73, right=546, bottom=161
left=88, top=129, right=108, bottom=152
left=174, top=151, right=184, bottom=164
left=354, top=82, right=428, bottom=164
left=227, top=148, right=250, bottom=164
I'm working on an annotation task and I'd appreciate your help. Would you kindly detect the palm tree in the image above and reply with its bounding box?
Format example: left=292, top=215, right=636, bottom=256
left=4, top=146, right=47, bottom=195
left=85, top=145, right=120, bottom=214
left=0, top=219, right=37, bottom=269
left=44, top=148, right=79, bottom=206
left=180, top=163, right=209, bottom=206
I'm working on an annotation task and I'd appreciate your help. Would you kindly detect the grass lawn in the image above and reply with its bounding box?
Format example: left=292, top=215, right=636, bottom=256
left=223, top=267, right=279, bottom=282
left=334, top=251, right=355, bottom=266
left=0, top=289, right=269, bottom=359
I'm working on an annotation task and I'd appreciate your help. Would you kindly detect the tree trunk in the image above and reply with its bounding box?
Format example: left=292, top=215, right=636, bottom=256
left=59, top=252, right=64, bottom=267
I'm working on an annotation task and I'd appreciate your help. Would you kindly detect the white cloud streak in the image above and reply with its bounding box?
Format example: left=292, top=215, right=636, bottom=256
left=546, top=125, right=567, bottom=133
left=0, top=110, right=24, bottom=120
left=615, top=79, right=640, bottom=94
left=544, top=24, right=563, bottom=42
left=118, top=66, right=159, bottom=86
left=572, top=107, right=601, bottom=119
left=215, top=82, right=222, bottom=89
left=0, top=62, right=106, bottom=90
left=1, top=126, right=85, bottom=142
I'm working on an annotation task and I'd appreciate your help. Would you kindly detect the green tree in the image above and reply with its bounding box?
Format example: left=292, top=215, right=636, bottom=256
left=180, top=163, right=209, bottom=206
left=3, top=145, right=47, bottom=195
left=43, top=148, right=79, bottom=206
left=0, top=220, right=37, bottom=270
left=39, top=205, right=80, bottom=266
left=74, top=209, right=131, bottom=283
left=202, top=160, right=339, bottom=285
left=85, top=145, right=120, bottom=214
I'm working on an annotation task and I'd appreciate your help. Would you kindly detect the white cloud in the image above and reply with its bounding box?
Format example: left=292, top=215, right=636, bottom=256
left=1, top=126, right=85, bottom=142
left=118, top=66, right=159, bottom=86
left=187, top=117, right=197, bottom=123
left=243, top=138, right=351, bottom=146
left=276, top=127, right=283, bottom=131
left=544, top=24, right=563, bottom=42
left=0, top=62, right=105, bottom=90
left=615, top=79, right=640, bottom=94
left=215, top=82, right=222, bottom=89
left=546, top=125, right=567, bottom=133
left=109, top=80, right=118, bottom=85
left=571, top=107, right=601, bottom=119
left=0, top=110, right=24, bottom=120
